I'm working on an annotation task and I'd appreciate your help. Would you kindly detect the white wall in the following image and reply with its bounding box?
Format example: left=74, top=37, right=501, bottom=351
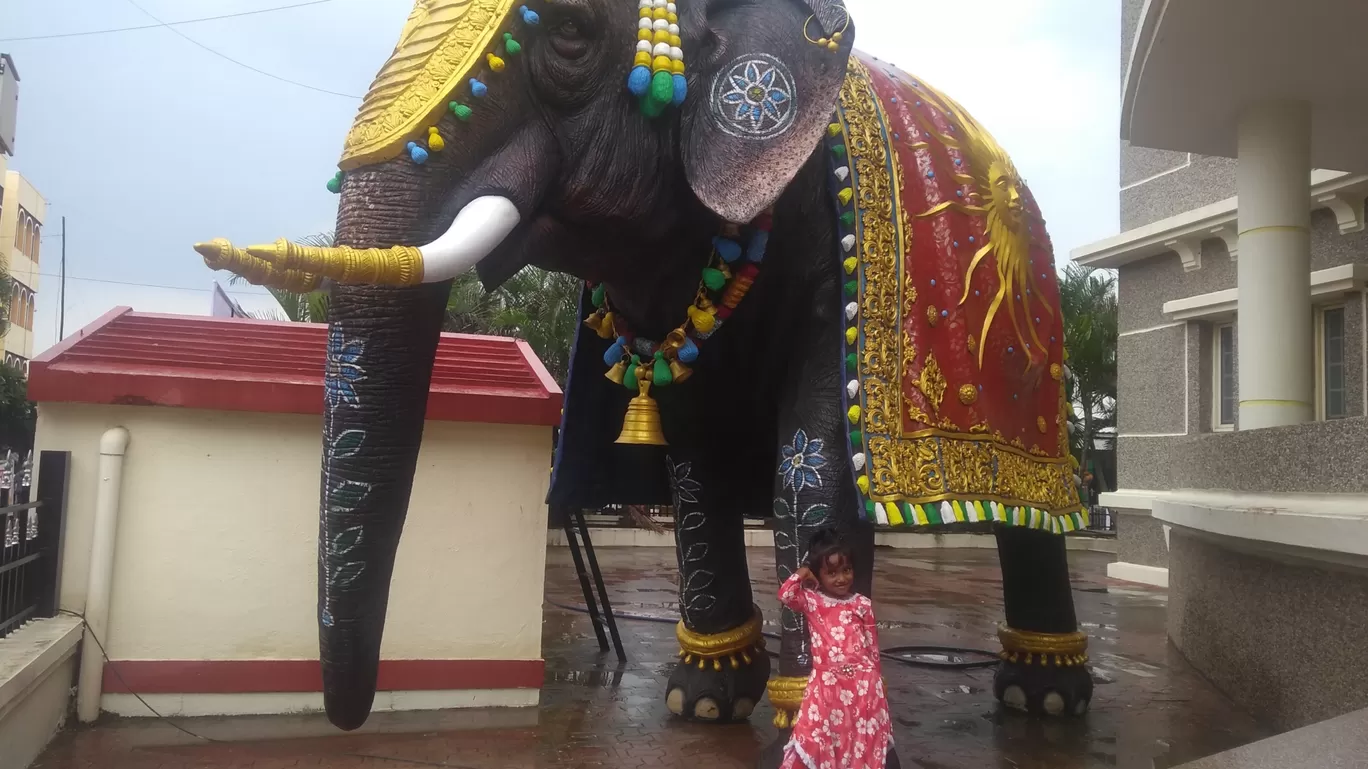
left=36, top=403, right=550, bottom=664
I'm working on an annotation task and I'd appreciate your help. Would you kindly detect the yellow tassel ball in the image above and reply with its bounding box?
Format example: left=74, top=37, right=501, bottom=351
left=847, top=405, right=861, bottom=423
left=670, top=34, right=681, bottom=47
left=639, top=28, right=652, bottom=40
left=667, top=12, right=677, bottom=23
left=838, top=187, right=854, bottom=205
left=654, top=29, right=671, bottom=44
left=843, top=257, right=857, bottom=274
left=856, top=475, right=869, bottom=494
left=635, top=51, right=651, bottom=66
left=487, top=54, right=505, bottom=72
left=640, top=7, right=652, bottom=17
left=653, top=7, right=667, bottom=18
left=653, top=54, right=673, bottom=72
left=672, top=59, right=686, bottom=74
left=845, top=327, right=857, bottom=344
left=427, top=127, right=445, bottom=152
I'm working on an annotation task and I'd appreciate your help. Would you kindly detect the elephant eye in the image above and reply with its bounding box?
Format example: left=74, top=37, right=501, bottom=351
left=549, top=19, right=589, bottom=59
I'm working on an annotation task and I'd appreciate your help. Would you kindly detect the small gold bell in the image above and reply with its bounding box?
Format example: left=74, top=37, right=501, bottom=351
left=668, top=359, right=693, bottom=384
left=604, top=360, right=627, bottom=385
left=583, top=311, right=603, bottom=331
left=615, top=377, right=667, bottom=446
left=596, top=311, right=616, bottom=339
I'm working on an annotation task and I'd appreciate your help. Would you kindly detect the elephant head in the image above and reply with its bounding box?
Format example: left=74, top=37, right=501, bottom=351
left=196, top=0, right=854, bottom=730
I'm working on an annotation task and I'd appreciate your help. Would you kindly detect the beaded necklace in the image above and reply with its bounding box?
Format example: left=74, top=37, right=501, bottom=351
left=586, top=211, right=772, bottom=445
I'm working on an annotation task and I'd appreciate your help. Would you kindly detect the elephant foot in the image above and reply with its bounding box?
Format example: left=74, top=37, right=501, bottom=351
left=667, top=607, right=769, bottom=723
left=993, top=624, right=1093, bottom=716
left=756, top=731, right=901, bottom=769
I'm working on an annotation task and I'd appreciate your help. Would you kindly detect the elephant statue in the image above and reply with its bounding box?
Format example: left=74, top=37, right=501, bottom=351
left=194, top=0, right=1092, bottom=749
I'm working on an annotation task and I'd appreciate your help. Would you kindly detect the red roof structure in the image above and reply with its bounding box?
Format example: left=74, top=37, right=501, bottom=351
left=29, top=308, right=562, bottom=426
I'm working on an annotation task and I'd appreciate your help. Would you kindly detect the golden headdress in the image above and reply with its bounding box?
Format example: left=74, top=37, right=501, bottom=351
left=339, top=0, right=522, bottom=171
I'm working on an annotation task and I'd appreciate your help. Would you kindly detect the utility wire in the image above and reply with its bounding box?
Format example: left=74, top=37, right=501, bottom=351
left=33, top=271, right=270, bottom=297
left=121, top=0, right=361, bottom=99
left=0, top=0, right=337, bottom=42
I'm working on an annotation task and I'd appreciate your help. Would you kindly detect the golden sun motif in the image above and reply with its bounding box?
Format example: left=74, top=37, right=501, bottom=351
left=914, top=82, right=1055, bottom=369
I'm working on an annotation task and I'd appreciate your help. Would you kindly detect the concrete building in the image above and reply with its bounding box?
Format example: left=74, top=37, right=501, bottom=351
left=0, top=54, right=42, bottom=369
left=0, top=163, right=43, bottom=368
left=26, top=308, right=561, bottom=720
left=1072, top=0, right=1368, bottom=731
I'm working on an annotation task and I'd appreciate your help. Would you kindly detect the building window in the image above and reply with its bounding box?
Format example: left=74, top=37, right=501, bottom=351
left=1318, top=306, right=1347, bottom=420
left=1214, top=323, right=1235, bottom=428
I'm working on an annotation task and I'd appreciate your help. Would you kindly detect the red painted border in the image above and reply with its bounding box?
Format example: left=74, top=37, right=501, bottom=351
left=102, top=659, right=545, bottom=694
left=29, top=308, right=563, bottom=427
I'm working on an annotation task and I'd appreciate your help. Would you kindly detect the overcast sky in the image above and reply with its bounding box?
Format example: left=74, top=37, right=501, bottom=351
left=3, top=0, right=1120, bottom=355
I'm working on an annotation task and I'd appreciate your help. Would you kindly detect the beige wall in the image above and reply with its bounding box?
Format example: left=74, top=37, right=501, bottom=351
left=36, top=403, right=551, bottom=664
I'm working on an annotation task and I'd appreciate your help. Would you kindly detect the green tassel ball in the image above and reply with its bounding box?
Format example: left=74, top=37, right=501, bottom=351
left=844, top=280, right=858, bottom=296
left=840, top=211, right=855, bottom=227
left=831, top=144, right=847, bottom=157
left=503, top=33, right=521, bottom=55
left=624, top=354, right=641, bottom=390
left=591, top=284, right=606, bottom=308
left=652, top=351, right=672, bottom=386
left=641, top=70, right=673, bottom=117
left=449, top=102, right=473, bottom=121
left=849, top=430, right=862, bottom=446
left=701, top=268, right=726, bottom=291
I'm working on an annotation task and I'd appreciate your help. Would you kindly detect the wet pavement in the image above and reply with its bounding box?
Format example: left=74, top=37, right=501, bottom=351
left=34, top=545, right=1269, bottom=769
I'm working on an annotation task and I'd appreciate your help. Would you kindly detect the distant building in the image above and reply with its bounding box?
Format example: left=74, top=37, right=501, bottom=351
left=1072, top=0, right=1368, bottom=732
left=0, top=53, right=40, bottom=370
left=0, top=164, right=43, bottom=369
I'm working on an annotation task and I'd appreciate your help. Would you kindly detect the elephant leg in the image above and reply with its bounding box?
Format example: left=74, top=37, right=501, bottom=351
left=759, top=272, right=879, bottom=766
left=992, top=525, right=1093, bottom=716
left=664, top=453, right=770, bottom=723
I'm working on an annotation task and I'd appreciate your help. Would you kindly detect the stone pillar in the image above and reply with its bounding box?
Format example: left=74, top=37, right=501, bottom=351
left=1236, top=100, right=1313, bottom=430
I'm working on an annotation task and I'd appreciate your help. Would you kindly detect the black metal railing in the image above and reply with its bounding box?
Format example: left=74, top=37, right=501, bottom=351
left=1085, top=506, right=1116, bottom=533
left=0, top=452, right=71, bottom=640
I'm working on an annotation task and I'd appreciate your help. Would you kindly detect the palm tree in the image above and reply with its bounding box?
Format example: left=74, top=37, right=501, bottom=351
left=1058, top=263, right=1118, bottom=493
left=487, top=267, right=581, bottom=384
left=228, top=232, right=333, bottom=323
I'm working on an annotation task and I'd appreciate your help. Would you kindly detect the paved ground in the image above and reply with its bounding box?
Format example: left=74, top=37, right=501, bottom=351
left=35, top=544, right=1269, bottom=769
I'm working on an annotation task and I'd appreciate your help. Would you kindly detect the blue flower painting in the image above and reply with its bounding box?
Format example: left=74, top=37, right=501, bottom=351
left=325, top=326, right=366, bottom=408
left=779, top=429, right=827, bottom=493
left=717, top=56, right=795, bottom=138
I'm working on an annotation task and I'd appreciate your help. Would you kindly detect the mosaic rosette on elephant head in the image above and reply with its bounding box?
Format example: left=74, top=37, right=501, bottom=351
left=827, top=55, right=1083, bottom=533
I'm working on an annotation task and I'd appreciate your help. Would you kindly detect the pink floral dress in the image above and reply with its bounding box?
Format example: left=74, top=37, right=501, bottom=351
left=778, top=572, right=893, bottom=769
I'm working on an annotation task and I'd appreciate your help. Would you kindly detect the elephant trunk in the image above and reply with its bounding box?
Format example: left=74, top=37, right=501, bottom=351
left=318, top=280, right=449, bottom=729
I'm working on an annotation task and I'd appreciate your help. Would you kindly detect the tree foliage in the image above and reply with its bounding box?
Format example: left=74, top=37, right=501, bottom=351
left=242, top=232, right=582, bottom=384
left=1058, top=264, right=1118, bottom=491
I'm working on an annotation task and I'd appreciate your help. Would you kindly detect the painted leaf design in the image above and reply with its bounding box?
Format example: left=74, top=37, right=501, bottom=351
left=800, top=504, right=831, bottom=527
left=329, top=480, right=373, bottom=511
left=332, top=561, right=367, bottom=588
left=331, top=429, right=366, bottom=459
left=331, top=526, right=364, bottom=556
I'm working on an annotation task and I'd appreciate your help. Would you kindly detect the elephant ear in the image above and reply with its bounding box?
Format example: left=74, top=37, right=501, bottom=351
left=680, top=0, right=854, bottom=224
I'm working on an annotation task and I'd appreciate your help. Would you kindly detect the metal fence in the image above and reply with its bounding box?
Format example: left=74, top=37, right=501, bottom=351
left=1085, top=506, right=1116, bottom=533
left=0, top=451, right=71, bottom=640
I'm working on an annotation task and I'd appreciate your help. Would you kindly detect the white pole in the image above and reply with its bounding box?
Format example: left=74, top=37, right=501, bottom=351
left=1236, top=101, right=1313, bottom=430
left=76, top=427, right=131, bottom=723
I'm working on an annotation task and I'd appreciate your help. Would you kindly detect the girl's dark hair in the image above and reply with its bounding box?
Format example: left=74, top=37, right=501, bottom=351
left=805, top=527, right=854, bottom=572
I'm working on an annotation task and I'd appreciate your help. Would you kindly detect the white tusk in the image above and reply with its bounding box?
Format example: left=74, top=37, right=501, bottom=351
left=417, top=195, right=520, bottom=283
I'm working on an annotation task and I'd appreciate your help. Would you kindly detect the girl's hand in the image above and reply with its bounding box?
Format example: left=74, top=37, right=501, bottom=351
left=796, top=566, right=818, bottom=589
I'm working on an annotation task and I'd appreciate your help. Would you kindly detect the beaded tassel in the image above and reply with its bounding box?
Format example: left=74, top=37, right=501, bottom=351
left=629, top=0, right=685, bottom=115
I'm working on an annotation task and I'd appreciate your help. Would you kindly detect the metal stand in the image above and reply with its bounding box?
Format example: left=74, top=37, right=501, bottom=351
left=561, top=507, right=626, bottom=661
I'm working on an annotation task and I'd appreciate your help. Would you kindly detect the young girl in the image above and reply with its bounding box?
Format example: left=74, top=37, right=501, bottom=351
left=778, top=528, right=893, bottom=769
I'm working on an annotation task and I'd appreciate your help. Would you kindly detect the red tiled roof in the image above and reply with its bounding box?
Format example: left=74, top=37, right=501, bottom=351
left=28, top=308, right=562, bottom=426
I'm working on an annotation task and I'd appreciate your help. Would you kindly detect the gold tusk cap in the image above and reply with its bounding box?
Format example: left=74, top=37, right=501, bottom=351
left=244, top=239, right=425, bottom=287
left=195, top=238, right=323, bottom=293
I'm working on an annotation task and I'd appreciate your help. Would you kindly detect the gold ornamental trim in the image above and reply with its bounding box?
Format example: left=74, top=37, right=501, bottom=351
left=767, top=675, right=808, bottom=728
left=340, top=0, right=519, bottom=171
left=997, top=623, right=1088, bottom=666
left=676, top=606, right=764, bottom=671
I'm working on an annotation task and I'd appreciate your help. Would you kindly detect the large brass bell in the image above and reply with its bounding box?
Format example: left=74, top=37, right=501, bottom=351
left=616, top=376, right=667, bottom=446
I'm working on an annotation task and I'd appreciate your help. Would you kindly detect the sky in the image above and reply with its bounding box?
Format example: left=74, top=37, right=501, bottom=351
left=2, top=0, right=1120, bottom=355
